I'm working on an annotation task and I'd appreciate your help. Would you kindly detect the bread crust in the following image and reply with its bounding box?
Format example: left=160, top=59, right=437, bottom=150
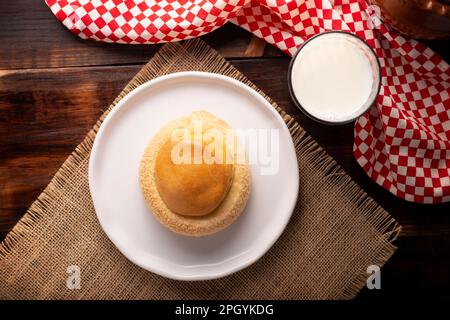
left=139, top=111, right=251, bottom=237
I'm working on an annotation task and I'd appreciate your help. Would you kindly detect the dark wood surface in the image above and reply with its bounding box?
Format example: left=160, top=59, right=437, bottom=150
left=1, top=0, right=449, bottom=300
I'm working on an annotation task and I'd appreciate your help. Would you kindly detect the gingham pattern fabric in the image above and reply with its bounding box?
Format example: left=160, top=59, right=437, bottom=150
left=45, top=0, right=450, bottom=203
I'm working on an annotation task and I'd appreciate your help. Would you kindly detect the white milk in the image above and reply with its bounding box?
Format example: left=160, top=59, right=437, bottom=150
left=290, top=33, right=378, bottom=123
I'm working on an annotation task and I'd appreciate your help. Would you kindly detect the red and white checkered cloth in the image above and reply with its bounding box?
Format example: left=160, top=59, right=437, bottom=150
left=45, top=0, right=450, bottom=203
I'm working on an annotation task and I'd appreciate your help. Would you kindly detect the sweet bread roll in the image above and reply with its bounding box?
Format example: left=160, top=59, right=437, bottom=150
left=139, top=111, right=251, bottom=236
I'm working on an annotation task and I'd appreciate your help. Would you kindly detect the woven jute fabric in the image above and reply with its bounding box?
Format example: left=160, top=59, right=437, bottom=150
left=0, top=39, right=401, bottom=300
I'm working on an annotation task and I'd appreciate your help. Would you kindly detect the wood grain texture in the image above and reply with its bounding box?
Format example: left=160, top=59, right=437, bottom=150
left=0, top=1, right=284, bottom=70
left=244, top=36, right=267, bottom=57
left=2, top=59, right=450, bottom=300
left=1, top=0, right=450, bottom=300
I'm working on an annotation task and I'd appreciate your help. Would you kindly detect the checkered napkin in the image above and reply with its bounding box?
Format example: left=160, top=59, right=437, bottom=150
left=45, top=0, right=450, bottom=203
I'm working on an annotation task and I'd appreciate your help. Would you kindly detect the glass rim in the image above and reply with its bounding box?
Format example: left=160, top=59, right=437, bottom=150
left=287, top=31, right=382, bottom=126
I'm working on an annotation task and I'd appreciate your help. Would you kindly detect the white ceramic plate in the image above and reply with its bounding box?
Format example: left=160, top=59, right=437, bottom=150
left=89, top=72, right=299, bottom=280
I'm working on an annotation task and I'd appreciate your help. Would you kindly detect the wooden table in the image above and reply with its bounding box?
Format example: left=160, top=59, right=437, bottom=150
left=1, top=0, right=449, bottom=300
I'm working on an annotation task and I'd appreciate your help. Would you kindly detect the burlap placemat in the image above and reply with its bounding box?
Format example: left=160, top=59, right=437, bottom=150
left=0, top=39, right=401, bottom=300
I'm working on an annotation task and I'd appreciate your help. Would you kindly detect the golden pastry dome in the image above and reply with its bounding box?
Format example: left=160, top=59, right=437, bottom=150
left=139, top=111, right=251, bottom=237
left=155, top=137, right=234, bottom=216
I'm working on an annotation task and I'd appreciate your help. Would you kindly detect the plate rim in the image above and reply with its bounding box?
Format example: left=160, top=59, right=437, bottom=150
left=89, top=71, right=299, bottom=280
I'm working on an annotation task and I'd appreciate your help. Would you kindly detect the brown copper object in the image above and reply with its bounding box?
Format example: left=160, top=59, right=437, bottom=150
left=368, top=0, right=450, bottom=39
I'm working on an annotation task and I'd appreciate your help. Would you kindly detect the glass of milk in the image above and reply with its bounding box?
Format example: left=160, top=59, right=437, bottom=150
left=288, top=31, right=381, bottom=125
